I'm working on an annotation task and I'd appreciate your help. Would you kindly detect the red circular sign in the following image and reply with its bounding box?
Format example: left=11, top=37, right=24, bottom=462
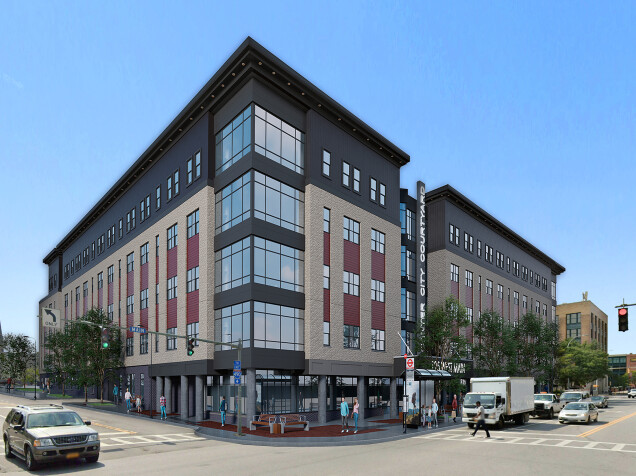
left=406, top=358, right=415, bottom=370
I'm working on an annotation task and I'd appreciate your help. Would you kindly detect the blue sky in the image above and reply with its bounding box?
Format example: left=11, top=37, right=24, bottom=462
left=1, top=1, right=634, bottom=353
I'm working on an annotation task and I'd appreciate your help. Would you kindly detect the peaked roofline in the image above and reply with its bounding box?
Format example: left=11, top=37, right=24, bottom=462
left=44, top=37, right=410, bottom=264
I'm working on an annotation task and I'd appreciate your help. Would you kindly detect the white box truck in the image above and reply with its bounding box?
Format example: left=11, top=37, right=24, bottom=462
left=462, top=377, right=534, bottom=429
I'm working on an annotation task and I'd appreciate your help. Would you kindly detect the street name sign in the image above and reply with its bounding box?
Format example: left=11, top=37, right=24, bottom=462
left=129, top=326, right=147, bottom=333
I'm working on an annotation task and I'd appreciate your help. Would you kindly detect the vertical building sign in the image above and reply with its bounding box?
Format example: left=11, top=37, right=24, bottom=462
left=416, top=181, right=427, bottom=332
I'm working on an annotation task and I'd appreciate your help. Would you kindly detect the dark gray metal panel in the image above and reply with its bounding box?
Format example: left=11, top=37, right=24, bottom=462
left=426, top=199, right=446, bottom=253
left=214, top=348, right=305, bottom=370
left=306, top=110, right=401, bottom=226
left=214, top=284, right=305, bottom=310
left=308, top=359, right=394, bottom=377
left=150, top=359, right=219, bottom=377
left=214, top=218, right=304, bottom=253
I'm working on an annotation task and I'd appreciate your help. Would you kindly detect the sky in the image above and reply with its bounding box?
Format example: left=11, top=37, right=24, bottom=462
left=1, top=1, right=634, bottom=353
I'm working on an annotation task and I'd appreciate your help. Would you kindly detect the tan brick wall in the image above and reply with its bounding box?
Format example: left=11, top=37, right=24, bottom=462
left=304, top=184, right=401, bottom=365
left=556, top=300, right=608, bottom=350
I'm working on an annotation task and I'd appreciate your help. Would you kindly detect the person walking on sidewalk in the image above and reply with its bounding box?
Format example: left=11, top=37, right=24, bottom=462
left=125, top=388, right=132, bottom=413
left=351, top=398, right=359, bottom=434
left=136, top=394, right=142, bottom=413
left=113, top=385, right=119, bottom=405
left=159, top=394, right=167, bottom=420
left=220, top=396, right=227, bottom=427
left=431, top=398, right=439, bottom=428
left=340, top=397, right=350, bottom=433
left=471, top=400, right=491, bottom=438
left=452, top=394, right=458, bottom=423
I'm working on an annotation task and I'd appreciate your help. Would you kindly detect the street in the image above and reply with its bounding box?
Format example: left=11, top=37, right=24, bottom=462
left=0, top=393, right=634, bottom=475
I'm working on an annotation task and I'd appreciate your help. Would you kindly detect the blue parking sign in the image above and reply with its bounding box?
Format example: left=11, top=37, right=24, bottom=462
left=233, top=370, right=242, bottom=378
left=233, top=360, right=241, bottom=370
left=234, top=377, right=241, bottom=385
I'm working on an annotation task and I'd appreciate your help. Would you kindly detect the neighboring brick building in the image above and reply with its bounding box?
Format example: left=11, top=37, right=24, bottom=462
left=556, top=299, right=608, bottom=352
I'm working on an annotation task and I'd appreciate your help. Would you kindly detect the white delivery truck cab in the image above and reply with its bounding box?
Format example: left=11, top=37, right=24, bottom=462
left=462, top=377, right=534, bottom=429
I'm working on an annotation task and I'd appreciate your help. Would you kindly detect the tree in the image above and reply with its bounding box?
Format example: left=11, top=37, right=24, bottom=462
left=557, top=341, right=609, bottom=388
left=472, top=310, right=515, bottom=377
left=0, top=333, right=36, bottom=388
left=608, top=372, right=628, bottom=389
left=44, top=327, right=78, bottom=396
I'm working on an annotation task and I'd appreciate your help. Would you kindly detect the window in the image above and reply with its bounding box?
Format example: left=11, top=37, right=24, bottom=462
left=126, top=337, right=134, bottom=356
left=323, top=321, right=330, bottom=346
left=514, top=291, right=519, bottom=304
left=126, top=295, right=134, bottom=314
left=343, top=216, right=360, bottom=244
left=507, top=257, right=511, bottom=272
left=156, top=186, right=161, bottom=210
left=83, top=247, right=89, bottom=266
left=535, top=300, right=540, bottom=314
left=371, top=279, right=385, bottom=302
left=216, top=106, right=251, bottom=172
left=167, top=224, right=178, bottom=250
left=486, top=279, right=493, bottom=295
left=140, top=198, right=146, bottom=222
left=530, top=270, right=534, bottom=284
left=187, top=210, right=199, bottom=238
left=126, top=210, right=132, bottom=232
left=551, top=282, right=556, bottom=300
left=156, top=235, right=159, bottom=257
left=379, top=183, right=386, bottom=206
left=140, top=242, right=149, bottom=265
left=513, top=261, right=519, bottom=277
left=323, top=265, right=330, bottom=289
left=167, top=176, right=173, bottom=201
left=254, top=171, right=305, bottom=233
left=322, top=149, right=330, bottom=176
left=467, top=307, right=474, bottom=324
left=97, top=235, right=105, bottom=254
left=119, top=218, right=123, bottom=239
left=156, top=283, right=159, bottom=304
left=167, top=276, right=177, bottom=300
left=167, top=328, right=177, bottom=350
left=343, top=271, right=360, bottom=296
left=215, top=172, right=251, bottom=233
left=477, top=240, right=482, bottom=257
left=450, top=264, right=459, bottom=282
left=187, top=156, right=193, bottom=185
left=485, top=245, right=493, bottom=263
left=465, top=270, right=473, bottom=287
left=497, top=284, right=503, bottom=299
left=371, top=329, right=385, bottom=351
left=187, top=266, right=199, bottom=293
left=140, top=289, right=148, bottom=310
left=214, top=238, right=250, bottom=292
left=469, top=236, right=474, bottom=253
left=254, top=104, right=305, bottom=173
left=401, top=289, right=415, bottom=321
left=400, top=204, right=415, bottom=240
left=401, top=246, right=415, bottom=281
left=522, top=295, right=528, bottom=309
left=107, top=227, right=113, bottom=248
left=215, top=302, right=251, bottom=350
left=542, top=277, right=548, bottom=292
left=566, top=312, right=581, bottom=324
left=543, top=303, right=547, bottom=317
left=140, top=333, right=148, bottom=354
left=83, top=281, right=88, bottom=298
left=107, top=303, right=114, bottom=321
left=496, top=251, right=503, bottom=268
left=370, top=178, right=377, bottom=201
left=449, top=224, right=459, bottom=246
left=464, top=232, right=469, bottom=251
left=187, top=322, right=199, bottom=346
left=343, top=325, right=360, bottom=349
left=127, top=252, right=134, bottom=273
left=342, top=161, right=350, bottom=187
left=64, top=264, right=69, bottom=279
left=108, top=265, right=114, bottom=283
left=253, top=301, right=304, bottom=350
left=253, top=237, right=304, bottom=292
left=194, top=150, right=201, bottom=180
left=353, top=167, right=360, bottom=192
left=323, top=208, right=330, bottom=233
left=371, top=229, right=385, bottom=254
left=97, top=272, right=103, bottom=289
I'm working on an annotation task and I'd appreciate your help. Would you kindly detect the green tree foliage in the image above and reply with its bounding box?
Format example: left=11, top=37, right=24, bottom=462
left=472, top=310, right=515, bottom=377
left=44, top=326, right=79, bottom=396
left=557, top=341, right=609, bottom=388
left=0, top=333, right=36, bottom=387
left=608, top=372, right=628, bottom=389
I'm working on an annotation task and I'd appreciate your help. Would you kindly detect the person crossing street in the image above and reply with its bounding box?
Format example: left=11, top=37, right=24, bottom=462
left=471, top=400, right=490, bottom=438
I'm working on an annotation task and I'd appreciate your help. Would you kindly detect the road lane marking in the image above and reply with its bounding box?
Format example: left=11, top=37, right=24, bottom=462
left=611, top=444, right=625, bottom=451
left=578, top=411, right=636, bottom=438
left=555, top=440, right=573, bottom=446
left=529, top=438, right=547, bottom=445
left=100, top=433, right=204, bottom=448
left=92, top=421, right=136, bottom=434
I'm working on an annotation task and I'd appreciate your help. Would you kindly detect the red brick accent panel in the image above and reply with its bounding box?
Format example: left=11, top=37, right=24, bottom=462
left=127, top=270, right=134, bottom=297
left=167, top=298, right=178, bottom=329
left=126, top=270, right=134, bottom=337
left=343, top=294, right=360, bottom=326
left=140, top=308, right=148, bottom=329
left=371, top=300, right=385, bottom=330
left=98, top=288, right=103, bottom=310
left=343, top=241, right=360, bottom=273
left=451, top=280, right=459, bottom=299
left=371, top=251, right=385, bottom=281
left=83, top=294, right=87, bottom=315
left=167, top=246, right=178, bottom=278
left=465, top=285, right=473, bottom=309
left=118, top=269, right=121, bottom=326
left=156, top=259, right=159, bottom=333
left=140, top=263, right=149, bottom=290
left=324, top=233, right=330, bottom=265
left=108, top=282, right=113, bottom=305
left=323, top=289, right=330, bottom=322
left=187, top=290, right=199, bottom=324
left=489, top=294, right=494, bottom=310
left=466, top=324, right=473, bottom=344
left=187, top=234, right=199, bottom=269
left=127, top=313, right=133, bottom=338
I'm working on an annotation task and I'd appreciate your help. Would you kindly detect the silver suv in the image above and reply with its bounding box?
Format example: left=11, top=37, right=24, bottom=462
left=3, top=404, right=99, bottom=470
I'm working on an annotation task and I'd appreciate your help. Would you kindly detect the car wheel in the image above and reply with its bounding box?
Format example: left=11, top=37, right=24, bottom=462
left=86, top=455, right=99, bottom=464
left=4, top=438, right=13, bottom=459
left=497, top=416, right=505, bottom=430
left=559, top=420, right=565, bottom=424
left=594, top=414, right=599, bottom=422
left=548, top=409, right=554, bottom=419
left=25, top=447, right=37, bottom=471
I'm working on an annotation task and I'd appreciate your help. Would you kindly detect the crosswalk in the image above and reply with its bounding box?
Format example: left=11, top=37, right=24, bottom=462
left=99, top=432, right=204, bottom=448
left=415, top=429, right=636, bottom=454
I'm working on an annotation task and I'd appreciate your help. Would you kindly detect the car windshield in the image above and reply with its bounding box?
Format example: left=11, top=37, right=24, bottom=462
left=535, top=395, right=552, bottom=401
left=561, top=393, right=582, bottom=400
left=590, top=396, right=603, bottom=401
left=563, top=403, right=588, bottom=411
left=464, top=394, right=495, bottom=409
left=27, top=412, right=84, bottom=428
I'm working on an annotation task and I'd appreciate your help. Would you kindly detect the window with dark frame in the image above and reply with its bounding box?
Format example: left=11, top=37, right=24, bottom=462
left=194, top=150, right=201, bottom=180
left=342, top=161, right=350, bottom=187
left=370, top=178, right=377, bottom=201
left=187, top=210, right=199, bottom=238
left=156, top=186, right=161, bottom=210
left=167, top=224, right=178, bottom=250
left=322, top=149, right=331, bottom=176
left=187, top=156, right=193, bottom=185
left=353, top=167, right=360, bottom=193
left=379, top=183, right=386, bottom=206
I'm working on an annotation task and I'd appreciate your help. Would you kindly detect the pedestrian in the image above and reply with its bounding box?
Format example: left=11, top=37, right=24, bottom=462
left=431, top=398, right=439, bottom=428
left=426, top=405, right=432, bottom=428
left=471, top=400, right=490, bottom=438
left=113, top=384, right=119, bottom=405
left=340, top=397, right=350, bottom=433
left=452, top=394, right=458, bottom=423
left=351, top=397, right=359, bottom=434
left=159, top=393, right=167, bottom=420
left=136, top=394, right=142, bottom=413
left=125, top=388, right=132, bottom=413
left=220, top=396, right=227, bottom=426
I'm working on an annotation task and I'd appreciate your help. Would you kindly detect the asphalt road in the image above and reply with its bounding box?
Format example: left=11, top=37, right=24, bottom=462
left=0, top=393, right=634, bottom=475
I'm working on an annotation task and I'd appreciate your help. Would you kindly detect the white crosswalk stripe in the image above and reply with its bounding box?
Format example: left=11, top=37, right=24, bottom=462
left=100, top=433, right=204, bottom=448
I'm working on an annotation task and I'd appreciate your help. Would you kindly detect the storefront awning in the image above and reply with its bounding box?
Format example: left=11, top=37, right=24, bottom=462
left=412, top=369, right=453, bottom=380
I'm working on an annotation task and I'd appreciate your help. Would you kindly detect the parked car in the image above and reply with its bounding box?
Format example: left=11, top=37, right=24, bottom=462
left=628, top=388, right=636, bottom=398
left=558, top=402, right=599, bottom=425
left=532, top=394, right=564, bottom=419
left=559, top=391, right=586, bottom=405
left=3, top=404, right=99, bottom=470
left=590, top=395, right=608, bottom=408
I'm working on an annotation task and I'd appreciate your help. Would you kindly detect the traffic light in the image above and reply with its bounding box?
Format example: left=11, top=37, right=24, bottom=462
left=187, top=338, right=195, bottom=356
left=618, top=307, right=628, bottom=332
left=101, top=327, right=110, bottom=349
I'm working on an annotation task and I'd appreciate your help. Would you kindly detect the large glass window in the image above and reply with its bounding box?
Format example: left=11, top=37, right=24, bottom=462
left=215, top=106, right=251, bottom=173
left=343, top=216, right=360, bottom=244
left=140, top=334, right=148, bottom=354
left=371, top=329, right=385, bottom=351
left=343, top=325, right=360, bottom=349
left=401, top=246, right=415, bottom=281
left=401, top=289, right=415, bottom=321
left=140, top=289, right=148, bottom=310
left=167, top=327, right=177, bottom=350
left=187, top=322, right=199, bottom=346
left=215, top=172, right=251, bottom=234
left=322, top=149, right=330, bottom=176
left=187, top=266, right=199, bottom=293
left=167, top=276, right=177, bottom=300
left=254, top=172, right=304, bottom=233
left=343, top=271, right=360, bottom=296
left=215, top=238, right=251, bottom=292
left=255, top=105, right=304, bottom=174
left=253, top=237, right=304, bottom=292
left=254, top=302, right=304, bottom=351
left=400, top=204, right=415, bottom=240
left=167, top=224, right=178, bottom=250
left=187, top=210, right=199, bottom=238
left=215, top=302, right=250, bottom=350
left=371, top=279, right=385, bottom=302
left=371, top=229, right=385, bottom=254
left=140, top=243, right=149, bottom=265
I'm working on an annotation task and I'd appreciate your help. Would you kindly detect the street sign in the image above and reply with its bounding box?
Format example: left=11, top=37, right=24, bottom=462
left=42, top=308, right=61, bottom=329
left=129, top=326, right=147, bottom=333
left=234, top=376, right=241, bottom=385
left=233, top=370, right=242, bottom=378
left=233, top=360, right=241, bottom=370
left=406, top=357, right=415, bottom=370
